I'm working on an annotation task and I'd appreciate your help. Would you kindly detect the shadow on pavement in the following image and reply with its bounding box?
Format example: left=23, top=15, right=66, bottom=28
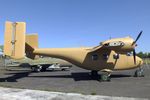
left=29, top=72, right=132, bottom=81
left=0, top=71, right=31, bottom=82
left=110, top=74, right=131, bottom=78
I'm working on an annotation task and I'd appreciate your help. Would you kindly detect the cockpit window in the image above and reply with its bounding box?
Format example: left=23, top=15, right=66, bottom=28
left=102, top=41, right=124, bottom=47
left=103, top=54, right=109, bottom=60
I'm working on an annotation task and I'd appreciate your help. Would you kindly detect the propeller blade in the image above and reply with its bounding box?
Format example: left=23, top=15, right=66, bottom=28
left=133, top=49, right=136, bottom=65
left=132, top=31, right=143, bottom=45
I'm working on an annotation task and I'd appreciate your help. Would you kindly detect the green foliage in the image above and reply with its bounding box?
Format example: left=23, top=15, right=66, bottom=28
left=148, top=53, right=150, bottom=58
left=137, top=52, right=150, bottom=58
left=0, top=45, right=4, bottom=52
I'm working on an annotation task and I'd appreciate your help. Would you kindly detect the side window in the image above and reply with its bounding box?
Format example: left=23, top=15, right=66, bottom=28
left=103, top=54, right=109, bottom=60
left=92, top=54, right=98, bottom=60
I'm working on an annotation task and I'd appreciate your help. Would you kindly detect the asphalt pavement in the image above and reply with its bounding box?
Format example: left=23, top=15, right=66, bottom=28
left=0, top=63, right=150, bottom=99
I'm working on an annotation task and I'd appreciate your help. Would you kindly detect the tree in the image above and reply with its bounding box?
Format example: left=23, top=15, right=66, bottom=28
left=148, top=53, right=150, bottom=58
left=137, top=52, right=150, bottom=58
left=137, top=52, right=144, bottom=58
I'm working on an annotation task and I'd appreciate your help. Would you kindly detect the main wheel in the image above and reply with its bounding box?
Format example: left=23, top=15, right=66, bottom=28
left=100, top=73, right=111, bottom=82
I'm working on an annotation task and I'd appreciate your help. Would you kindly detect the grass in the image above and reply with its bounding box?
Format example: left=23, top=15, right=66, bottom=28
left=143, top=58, right=150, bottom=64
left=10, top=57, right=57, bottom=65
left=5, top=57, right=71, bottom=66
left=91, top=92, right=97, bottom=95
left=0, top=83, right=13, bottom=88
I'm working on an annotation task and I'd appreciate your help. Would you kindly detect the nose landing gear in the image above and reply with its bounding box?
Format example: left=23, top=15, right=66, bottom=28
left=134, top=67, right=144, bottom=77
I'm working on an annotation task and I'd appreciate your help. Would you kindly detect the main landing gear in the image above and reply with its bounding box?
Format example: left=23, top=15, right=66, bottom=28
left=91, top=70, right=111, bottom=82
left=134, top=67, right=144, bottom=77
left=100, top=72, right=111, bottom=82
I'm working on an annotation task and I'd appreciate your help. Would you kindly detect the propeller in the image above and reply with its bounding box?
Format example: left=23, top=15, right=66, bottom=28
left=132, top=31, right=143, bottom=46
left=133, top=49, right=136, bottom=64
left=132, top=31, right=143, bottom=64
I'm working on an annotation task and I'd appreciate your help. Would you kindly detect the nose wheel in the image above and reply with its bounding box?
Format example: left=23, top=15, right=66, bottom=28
left=134, top=67, right=144, bottom=77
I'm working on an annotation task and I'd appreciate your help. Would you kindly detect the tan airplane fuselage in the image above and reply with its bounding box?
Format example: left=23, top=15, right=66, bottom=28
left=33, top=47, right=143, bottom=71
left=32, top=37, right=143, bottom=71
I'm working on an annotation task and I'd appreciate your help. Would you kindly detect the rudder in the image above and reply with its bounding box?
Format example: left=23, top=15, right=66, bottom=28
left=4, top=21, right=26, bottom=59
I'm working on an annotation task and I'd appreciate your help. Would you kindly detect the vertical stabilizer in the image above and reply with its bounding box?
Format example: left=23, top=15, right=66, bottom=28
left=4, top=21, right=26, bottom=59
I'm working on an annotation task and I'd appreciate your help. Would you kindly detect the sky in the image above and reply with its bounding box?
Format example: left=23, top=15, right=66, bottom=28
left=0, top=0, right=150, bottom=52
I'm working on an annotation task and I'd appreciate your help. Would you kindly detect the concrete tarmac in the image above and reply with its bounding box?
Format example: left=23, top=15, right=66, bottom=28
left=0, top=64, right=150, bottom=99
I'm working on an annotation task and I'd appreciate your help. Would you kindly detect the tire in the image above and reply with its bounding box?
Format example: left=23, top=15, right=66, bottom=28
left=134, top=69, right=144, bottom=77
left=100, top=74, right=111, bottom=82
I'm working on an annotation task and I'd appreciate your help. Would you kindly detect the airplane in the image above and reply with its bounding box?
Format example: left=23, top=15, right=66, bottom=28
left=3, top=21, right=144, bottom=81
